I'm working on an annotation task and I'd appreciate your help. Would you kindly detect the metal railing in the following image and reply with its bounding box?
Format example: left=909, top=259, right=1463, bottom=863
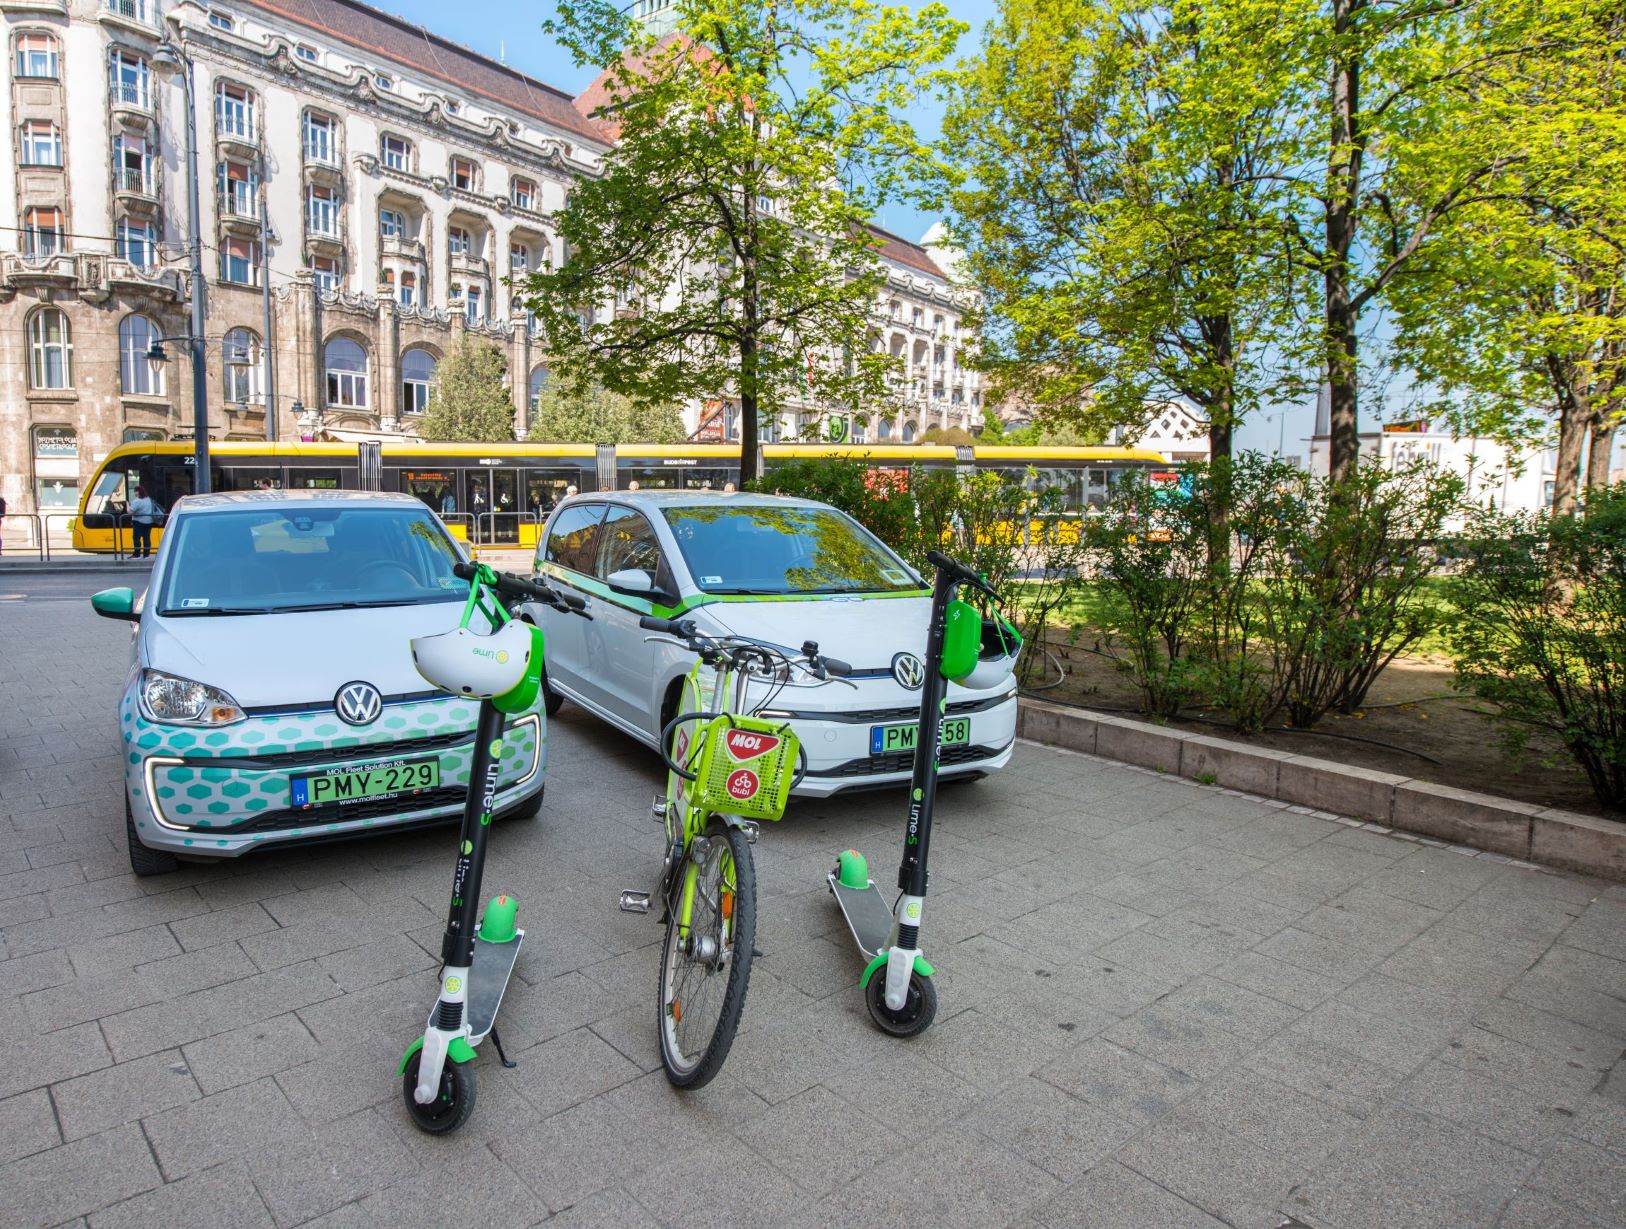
left=474, top=510, right=539, bottom=548
left=3, top=513, right=47, bottom=562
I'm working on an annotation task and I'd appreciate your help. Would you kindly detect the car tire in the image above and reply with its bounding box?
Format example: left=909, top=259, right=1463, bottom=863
left=541, top=672, right=563, bottom=717
left=126, top=799, right=179, bottom=876
left=503, top=786, right=544, bottom=822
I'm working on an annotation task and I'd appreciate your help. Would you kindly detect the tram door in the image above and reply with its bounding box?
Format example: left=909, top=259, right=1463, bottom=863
left=488, top=470, right=519, bottom=543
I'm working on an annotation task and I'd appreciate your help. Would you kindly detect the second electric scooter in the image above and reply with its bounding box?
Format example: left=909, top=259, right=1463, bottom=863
left=396, top=560, right=586, bottom=1133
left=827, top=550, right=1020, bottom=1035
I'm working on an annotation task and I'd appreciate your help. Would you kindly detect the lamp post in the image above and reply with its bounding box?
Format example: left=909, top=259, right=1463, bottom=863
left=152, top=40, right=211, bottom=494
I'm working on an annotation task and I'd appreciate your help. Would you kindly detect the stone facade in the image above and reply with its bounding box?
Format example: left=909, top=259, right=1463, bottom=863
left=0, top=0, right=979, bottom=515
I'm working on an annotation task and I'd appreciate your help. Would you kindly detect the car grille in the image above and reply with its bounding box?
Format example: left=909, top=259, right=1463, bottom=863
left=807, top=741, right=1008, bottom=779
left=218, top=785, right=470, bottom=834
left=199, top=729, right=474, bottom=770
left=769, top=696, right=1008, bottom=725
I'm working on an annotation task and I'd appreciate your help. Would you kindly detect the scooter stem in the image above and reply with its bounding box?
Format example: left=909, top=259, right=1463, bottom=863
left=898, top=566, right=956, bottom=902
left=442, top=699, right=507, bottom=969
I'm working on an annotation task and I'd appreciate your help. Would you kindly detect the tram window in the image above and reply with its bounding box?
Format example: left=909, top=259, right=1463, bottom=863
left=87, top=468, right=134, bottom=517
left=617, top=466, right=678, bottom=491
left=286, top=468, right=342, bottom=489
left=685, top=467, right=736, bottom=491
left=523, top=468, right=583, bottom=516
left=220, top=467, right=282, bottom=492
left=400, top=470, right=455, bottom=515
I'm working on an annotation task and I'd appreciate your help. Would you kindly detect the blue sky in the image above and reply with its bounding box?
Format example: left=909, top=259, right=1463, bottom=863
left=386, top=0, right=1323, bottom=452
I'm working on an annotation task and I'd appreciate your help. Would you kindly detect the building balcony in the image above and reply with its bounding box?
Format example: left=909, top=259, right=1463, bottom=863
left=381, top=236, right=425, bottom=263
left=214, top=126, right=258, bottom=159
left=0, top=0, right=68, bottom=13
left=219, top=189, right=259, bottom=233
left=305, top=227, right=345, bottom=255
left=1, top=251, right=78, bottom=288
left=98, top=0, right=156, bottom=35
left=109, top=85, right=151, bottom=131
left=303, top=150, right=343, bottom=185
left=448, top=251, right=487, bottom=277
left=115, top=170, right=160, bottom=213
left=104, top=258, right=182, bottom=299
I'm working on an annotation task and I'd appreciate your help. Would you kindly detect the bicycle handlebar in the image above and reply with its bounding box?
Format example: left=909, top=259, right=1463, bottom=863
left=641, top=617, right=852, bottom=682
left=454, top=562, right=589, bottom=616
left=639, top=614, right=697, bottom=638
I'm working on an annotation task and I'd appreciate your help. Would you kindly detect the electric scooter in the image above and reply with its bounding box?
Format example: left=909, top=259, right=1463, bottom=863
left=396, top=561, right=586, bottom=1133
left=827, top=550, right=1017, bottom=1036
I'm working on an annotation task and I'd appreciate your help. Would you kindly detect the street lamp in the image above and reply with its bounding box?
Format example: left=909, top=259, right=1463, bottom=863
left=151, top=39, right=211, bottom=494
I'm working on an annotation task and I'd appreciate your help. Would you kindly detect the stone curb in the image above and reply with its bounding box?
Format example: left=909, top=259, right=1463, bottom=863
left=1016, top=698, right=1626, bottom=882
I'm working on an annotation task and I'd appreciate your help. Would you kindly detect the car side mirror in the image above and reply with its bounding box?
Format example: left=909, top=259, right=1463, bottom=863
left=91, top=587, right=138, bottom=621
left=605, top=568, right=672, bottom=604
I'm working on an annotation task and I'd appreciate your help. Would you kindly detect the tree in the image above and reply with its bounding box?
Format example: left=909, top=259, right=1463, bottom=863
left=940, top=0, right=1305, bottom=470
left=414, top=334, right=516, bottom=442
left=523, top=0, right=962, bottom=484
left=529, top=383, right=687, bottom=443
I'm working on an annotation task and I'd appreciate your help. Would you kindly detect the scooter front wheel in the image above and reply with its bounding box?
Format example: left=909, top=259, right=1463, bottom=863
left=401, top=1050, right=477, bottom=1133
left=865, top=968, right=938, bottom=1037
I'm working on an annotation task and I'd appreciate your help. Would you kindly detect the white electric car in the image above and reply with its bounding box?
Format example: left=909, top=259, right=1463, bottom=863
left=95, top=491, right=547, bottom=875
left=526, top=491, right=1017, bottom=796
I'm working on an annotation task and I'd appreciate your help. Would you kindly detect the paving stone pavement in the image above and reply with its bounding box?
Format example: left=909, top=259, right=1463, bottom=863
left=3, top=592, right=1625, bottom=1229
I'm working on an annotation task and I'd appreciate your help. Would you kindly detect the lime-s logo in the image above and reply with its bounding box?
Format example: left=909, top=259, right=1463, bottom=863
left=445, top=976, right=462, bottom=994
left=906, top=901, right=921, bottom=919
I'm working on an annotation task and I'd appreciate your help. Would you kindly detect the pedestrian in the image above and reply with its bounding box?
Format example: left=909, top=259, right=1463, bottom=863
left=565, top=484, right=579, bottom=498
left=0, top=490, right=7, bottom=555
left=627, top=480, right=641, bottom=492
left=128, top=485, right=162, bottom=559
left=440, top=488, right=456, bottom=517
left=722, top=482, right=737, bottom=494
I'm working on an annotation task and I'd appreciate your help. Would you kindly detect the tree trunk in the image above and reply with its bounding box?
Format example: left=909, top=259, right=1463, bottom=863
left=1586, top=411, right=1619, bottom=493
left=1548, top=355, right=1588, bottom=517
left=1324, top=0, right=1365, bottom=485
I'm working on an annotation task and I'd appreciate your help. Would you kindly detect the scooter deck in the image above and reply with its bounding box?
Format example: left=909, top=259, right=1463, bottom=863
left=466, top=929, right=524, bottom=1044
left=827, top=875, right=894, bottom=960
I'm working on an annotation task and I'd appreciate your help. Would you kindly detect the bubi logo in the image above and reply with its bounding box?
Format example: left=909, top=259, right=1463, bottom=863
left=723, top=729, right=780, bottom=761
left=726, top=769, right=760, bottom=800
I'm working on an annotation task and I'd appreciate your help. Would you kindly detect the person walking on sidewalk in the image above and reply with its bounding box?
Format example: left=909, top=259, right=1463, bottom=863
left=0, top=492, right=7, bottom=555
left=128, top=486, right=162, bottom=559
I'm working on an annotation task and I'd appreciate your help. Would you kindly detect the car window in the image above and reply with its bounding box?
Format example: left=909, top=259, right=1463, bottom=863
left=660, top=504, right=923, bottom=595
left=156, top=506, right=465, bottom=615
left=597, top=506, right=673, bottom=591
left=544, top=502, right=607, bottom=576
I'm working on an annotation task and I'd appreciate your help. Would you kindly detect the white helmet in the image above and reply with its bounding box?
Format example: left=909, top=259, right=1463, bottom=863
left=954, top=617, right=1023, bottom=692
left=410, top=620, right=535, bottom=698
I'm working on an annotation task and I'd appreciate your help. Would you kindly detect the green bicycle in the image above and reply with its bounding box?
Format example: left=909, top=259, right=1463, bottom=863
left=620, top=615, right=850, bottom=1087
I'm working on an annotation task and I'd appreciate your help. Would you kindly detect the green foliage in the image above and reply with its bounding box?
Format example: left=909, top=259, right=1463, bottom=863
left=1450, top=486, right=1626, bottom=813
left=523, top=0, right=963, bottom=482
left=529, top=383, right=685, bottom=444
left=414, top=335, right=515, bottom=442
left=1085, top=456, right=1462, bottom=730
left=920, top=425, right=975, bottom=446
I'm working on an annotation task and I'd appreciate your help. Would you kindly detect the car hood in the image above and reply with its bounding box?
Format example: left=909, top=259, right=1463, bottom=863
left=696, top=593, right=933, bottom=674
left=142, top=602, right=465, bottom=706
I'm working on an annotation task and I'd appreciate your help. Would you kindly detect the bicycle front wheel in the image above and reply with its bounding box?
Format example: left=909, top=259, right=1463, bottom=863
left=658, top=818, right=756, bottom=1088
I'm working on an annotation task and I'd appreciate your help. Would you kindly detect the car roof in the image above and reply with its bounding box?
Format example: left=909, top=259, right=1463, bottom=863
left=172, top=490, right=425, bottom=513
left=581, top=491, right=829, bottom=512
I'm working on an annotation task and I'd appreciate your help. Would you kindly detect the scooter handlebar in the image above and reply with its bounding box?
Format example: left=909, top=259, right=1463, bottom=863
left=925, top=550, right=996, bottom=598
left=454, top=562, right=588, bottom=615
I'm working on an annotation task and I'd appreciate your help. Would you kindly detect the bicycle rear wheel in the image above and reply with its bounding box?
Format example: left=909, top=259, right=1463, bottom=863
left=658, top=818, right=756, bottom=1088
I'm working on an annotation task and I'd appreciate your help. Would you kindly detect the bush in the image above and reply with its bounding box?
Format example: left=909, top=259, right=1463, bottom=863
left=1450, top=486, right=1626, bottom=814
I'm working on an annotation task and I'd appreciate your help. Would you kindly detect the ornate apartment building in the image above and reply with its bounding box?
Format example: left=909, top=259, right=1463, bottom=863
left=0, top=0, right=980, bottom=515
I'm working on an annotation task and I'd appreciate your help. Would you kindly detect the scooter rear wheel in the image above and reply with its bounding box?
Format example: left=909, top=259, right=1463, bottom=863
left=865, top=968, right=938, bottom=1037
left=401, top=1051, right=477, bottom=1133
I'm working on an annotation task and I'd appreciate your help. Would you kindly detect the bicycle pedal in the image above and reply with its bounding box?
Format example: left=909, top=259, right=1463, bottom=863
left=618, top=890, right=652, bottom=914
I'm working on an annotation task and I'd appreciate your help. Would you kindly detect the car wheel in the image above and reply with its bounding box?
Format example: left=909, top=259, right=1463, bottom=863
left=126, top=799, right=179, bottom=876
left=541, top=671, right=563, bottom=717
left=503, top=786, right=544, bottom=822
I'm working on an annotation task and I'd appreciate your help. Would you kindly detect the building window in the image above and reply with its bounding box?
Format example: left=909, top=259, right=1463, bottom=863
left=207, top=9, right=233, bottom=31
left=214, top=81, right=255, bottom=141
left=529, top=365, right=549, bottom=411
left=306, top=184, right=338, bottom=236
left=380, top=134, right=410, bottom=171
left=447, top=226, right=473, bottom=258
left=217, top=159, right=256, bottom=216
left=398, top=270, right=418, bottom=306
left=108, top=50, right=149, bottom=107
left=118, top=314, right=164, bottom=396
left=455, top=285, right=482, bottom=323
left=309, top=255, right=338, bottom=292
left=303, top=112, right=335, bottom=164
left=374, top=74, right=392, bottom=91
left=401, top=348, right=436, bottom=415
left=510, top=243, right=530, bottom=275
left=379, top=208, right=405, bottom=240
left=27, top=308, right=72, bottom=389
left=107, top=0, right=153, bottom=23
left=294, top=44, right=318, bottom=62
left=15, top=32, right=59, bottom=79
left=450, top=156, right=478, bottom=191
left=445, top=99, right=460, bottom=114
left=116, top=217, right=156, bottom=266
left=114, top=134, right=152, bottom=192
left=219, top=236, right=260, bottom=285
left=510, top=177, right=536, bottom=211
left=325, top=337, right=368, bottom=408
left=20, top=120, right=62, bottom=167
left=22, top=207, right=64, bottom=259
left=223, top=327, right=262, bottom=404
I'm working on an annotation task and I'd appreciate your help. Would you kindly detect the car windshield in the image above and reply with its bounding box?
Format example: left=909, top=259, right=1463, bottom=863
left=660, top=504, right=923, bottom=596
left=156, top=506, right=467, bottom=616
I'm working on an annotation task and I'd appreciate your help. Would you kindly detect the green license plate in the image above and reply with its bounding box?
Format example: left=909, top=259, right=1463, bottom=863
left=870, top=717, right=971, bottom=755
left=290, top=757, right=440, bottom=808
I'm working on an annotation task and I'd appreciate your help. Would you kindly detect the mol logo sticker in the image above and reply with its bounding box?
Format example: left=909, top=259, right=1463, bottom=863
left=725, top=768, right=760, bottom=801
left=723, top=729, right=780, bottom=762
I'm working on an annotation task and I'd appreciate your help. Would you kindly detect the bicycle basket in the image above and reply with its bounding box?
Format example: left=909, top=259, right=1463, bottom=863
left=690, top=715, right=799, bottom=821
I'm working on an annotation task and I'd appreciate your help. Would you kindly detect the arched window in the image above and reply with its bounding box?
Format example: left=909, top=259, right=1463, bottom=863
left=223, top=328, right=262, bottom=404
left=401, top=348, right=437, bottom=415
left=28, top=308, right=72, bottom=389
left=15, top=31, right=59, bottom=78
left=901, top=421, right=917, bottom=443
left=324, top=337, right=367, bottom=408
left=118, top=314, right=163, bottom=395
left=214, top=80, right=255, bottom=140
left=528, top=365, right=549, bottom=411
left=108, top=49, right=149, bottom=107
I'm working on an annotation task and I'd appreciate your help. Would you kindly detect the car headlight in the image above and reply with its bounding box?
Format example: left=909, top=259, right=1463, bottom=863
left=139, top=669, right=246, bottom=726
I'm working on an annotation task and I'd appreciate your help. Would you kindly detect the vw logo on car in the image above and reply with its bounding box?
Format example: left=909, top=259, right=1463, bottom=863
left=335, top=680, right=384, bottom=726
left=891, top=652, right=926, bottom=691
